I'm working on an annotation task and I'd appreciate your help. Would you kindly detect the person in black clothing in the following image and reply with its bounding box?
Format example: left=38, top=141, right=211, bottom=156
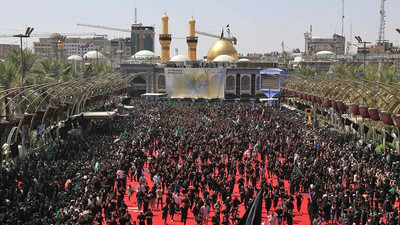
left=180, top=202, right=189, bottom=225
left=162, top=205, right=168, bottom=224
left=143, top=194, right=150, bottom=213
left=145, top=209, right=153, bottom=225
left=323, top=201, right=331, bottom=224
left=137, top=211, right=146, bottom=225
left=192, top=204, right=200, bottom=221
left=296, top=192, right=303, bottom=213
left=212, top=214, right=220, bottom=225
left=265, top=193, right=272, bottom=215
left=169, top=202, right=175, bottom=222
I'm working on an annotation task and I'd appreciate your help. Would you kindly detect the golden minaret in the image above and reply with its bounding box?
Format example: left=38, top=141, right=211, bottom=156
left=159, top=13, right=171, bottom=60
left=187, top=17, right=198, bottom=61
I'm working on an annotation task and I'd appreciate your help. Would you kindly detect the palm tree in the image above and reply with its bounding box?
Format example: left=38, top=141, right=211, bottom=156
left=82, top=61, right=113, bottom=77
left=345, top=64, right=363, bottom=80
left=376, top=63, right=398, bottom=83
left=294, top=65, right=315, bottom=77
left=330, top=63, right=348, bottom=78
left=5, top=49, right=37, bottom=86
left=0, top=60, right=18, bottom=116
left=31, top=58, right=73, bottom=83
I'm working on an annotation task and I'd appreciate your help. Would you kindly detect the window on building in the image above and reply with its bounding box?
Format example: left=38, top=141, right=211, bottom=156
left=158, top=75, right=165, bottom=90
left=226, top=75, right=235, bottom=91
left=241, top=76, right=250, bottom=91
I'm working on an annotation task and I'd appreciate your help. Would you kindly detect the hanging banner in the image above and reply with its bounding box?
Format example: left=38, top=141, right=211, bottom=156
left=165, top=68, right=226, bottom=99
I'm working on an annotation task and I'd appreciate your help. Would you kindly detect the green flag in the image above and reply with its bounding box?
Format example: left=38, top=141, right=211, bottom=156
left=253, top=142, right=259, bottom=149
left=56, top=208, right=63, bottom=218
left=203, top=115, right=212, bottom=123
left=293, top=165, right=303, bottom=176
left=255, top=124, right=259, bottom=130
left=74, top=179, right=81, bottom=190
left=148, top=127, right=152, bottom=134
left=120, top=129, right=127, bottom=139
left=94, top=161, right=99, bottom=172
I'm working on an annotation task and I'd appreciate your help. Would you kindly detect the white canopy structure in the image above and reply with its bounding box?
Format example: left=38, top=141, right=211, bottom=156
left=83, top=51, right=106, bottom=60
left=170, top=55, right=191, bottom=62
left=131, top=50, right=157, bottom=61
left=67, top=55, right=83, bottom=61
left=213, top=54, right=236, bottom=62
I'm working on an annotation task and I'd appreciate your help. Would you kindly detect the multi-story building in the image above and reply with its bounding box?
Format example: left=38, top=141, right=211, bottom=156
left=34, top=33, right=97, bottom=57
left=63, top=38, right=94, bottom=56
left=0, top=44, right=19, bottom=58
left=304, top=33, right=345, bottom=55
left=110, top=38, right=132, bottom=59
left=131, top=24, right=155, bottom=55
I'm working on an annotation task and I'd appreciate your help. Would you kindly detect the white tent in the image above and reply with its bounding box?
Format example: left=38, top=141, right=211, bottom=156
left=67, top=55, right=83, bottom=61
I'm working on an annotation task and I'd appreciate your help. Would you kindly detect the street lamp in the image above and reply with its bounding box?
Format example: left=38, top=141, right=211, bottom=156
left=53, top=36, right=66, bottom=77
left=116, top=49, right=124, bottom=67
left=81, top=42, right=91, bottom=58
left=355, top=36, right=371, bottom=88
left=13, top=27, right=34, bottom=87
left=95, top=45, right=103, bottom=66
left=355, top=36, right=372, bottom=142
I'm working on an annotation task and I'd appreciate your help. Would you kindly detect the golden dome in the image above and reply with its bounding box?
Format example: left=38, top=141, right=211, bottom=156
left=189, top=17, right=195, bottom=23
left=162, top=13, right=169, bottom=20
left=207, top=39, right=238, bottom=61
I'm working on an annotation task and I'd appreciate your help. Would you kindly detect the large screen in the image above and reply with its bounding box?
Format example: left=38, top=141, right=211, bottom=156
left=165, top=68, right=226, bottom=99
left=261, top=74, right=280, bottom=90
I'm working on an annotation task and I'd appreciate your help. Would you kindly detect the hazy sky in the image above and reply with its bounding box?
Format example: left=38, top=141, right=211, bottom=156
left=1, top=0, right=400, bottom=58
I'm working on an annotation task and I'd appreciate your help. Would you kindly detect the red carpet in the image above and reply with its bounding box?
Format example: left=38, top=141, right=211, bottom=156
left=123, top=160, right=312, bottom=224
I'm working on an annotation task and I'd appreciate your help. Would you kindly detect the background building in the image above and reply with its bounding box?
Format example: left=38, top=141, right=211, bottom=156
left=0, top=44, right=19, bottom=58
left=131, top=24, right=155, bottom=55
left=33, top=34, right=117, bottom=57
left=110, top=38, right=132, bottom=59
left=304, top=33, right=345, bottom=55
left=63, top=38, right=94, bottom=56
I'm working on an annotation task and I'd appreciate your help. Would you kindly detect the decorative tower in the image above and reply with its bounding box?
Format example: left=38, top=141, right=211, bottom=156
left=159, top=13, right=171, bottom=60
left=187, top=17, right=198, bottom=61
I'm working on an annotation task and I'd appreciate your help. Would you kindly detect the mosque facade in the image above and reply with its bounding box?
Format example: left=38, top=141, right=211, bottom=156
left=120, top=13, right=278, bottom=99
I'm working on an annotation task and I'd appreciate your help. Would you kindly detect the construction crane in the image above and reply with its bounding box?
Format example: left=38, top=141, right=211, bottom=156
left=77, top=23, right=186, bottom=40
left=77, top=23, right=131, bottom=33
left=195, top=30, right=237, bottom=45
left=0, top=32, right=96, bottom=38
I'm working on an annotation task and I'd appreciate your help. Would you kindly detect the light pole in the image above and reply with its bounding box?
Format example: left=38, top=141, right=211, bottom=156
left=95, top=45, right=103, bottom=66
left=52, top=36, right=66, bottom=78
left=13, top=27, right=34, bottom=87
left=355, top=36, right=371, bottom=89
left=355, top=36, right=371, bottom=142
left=116, top=49, right=124, bottom=67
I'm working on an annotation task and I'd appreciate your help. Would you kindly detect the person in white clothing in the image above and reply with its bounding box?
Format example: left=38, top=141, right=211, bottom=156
left=268, top=212, right=277, bottom=225
left=116, top=169, right=124, bottom=179
left=200, top=204, right=210, bottom=223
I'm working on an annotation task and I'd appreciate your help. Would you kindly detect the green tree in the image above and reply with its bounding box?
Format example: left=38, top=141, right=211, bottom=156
left=0, top=60, right=18, bottom=116
left=31, top=58, right=73, bottom=83
left=5, top=49, right=37, bottom=85
left=294, top=65, right=315, bottom=77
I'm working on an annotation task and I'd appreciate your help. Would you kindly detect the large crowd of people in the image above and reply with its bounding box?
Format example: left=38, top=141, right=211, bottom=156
left=0, top=99, right=399, bottom=225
